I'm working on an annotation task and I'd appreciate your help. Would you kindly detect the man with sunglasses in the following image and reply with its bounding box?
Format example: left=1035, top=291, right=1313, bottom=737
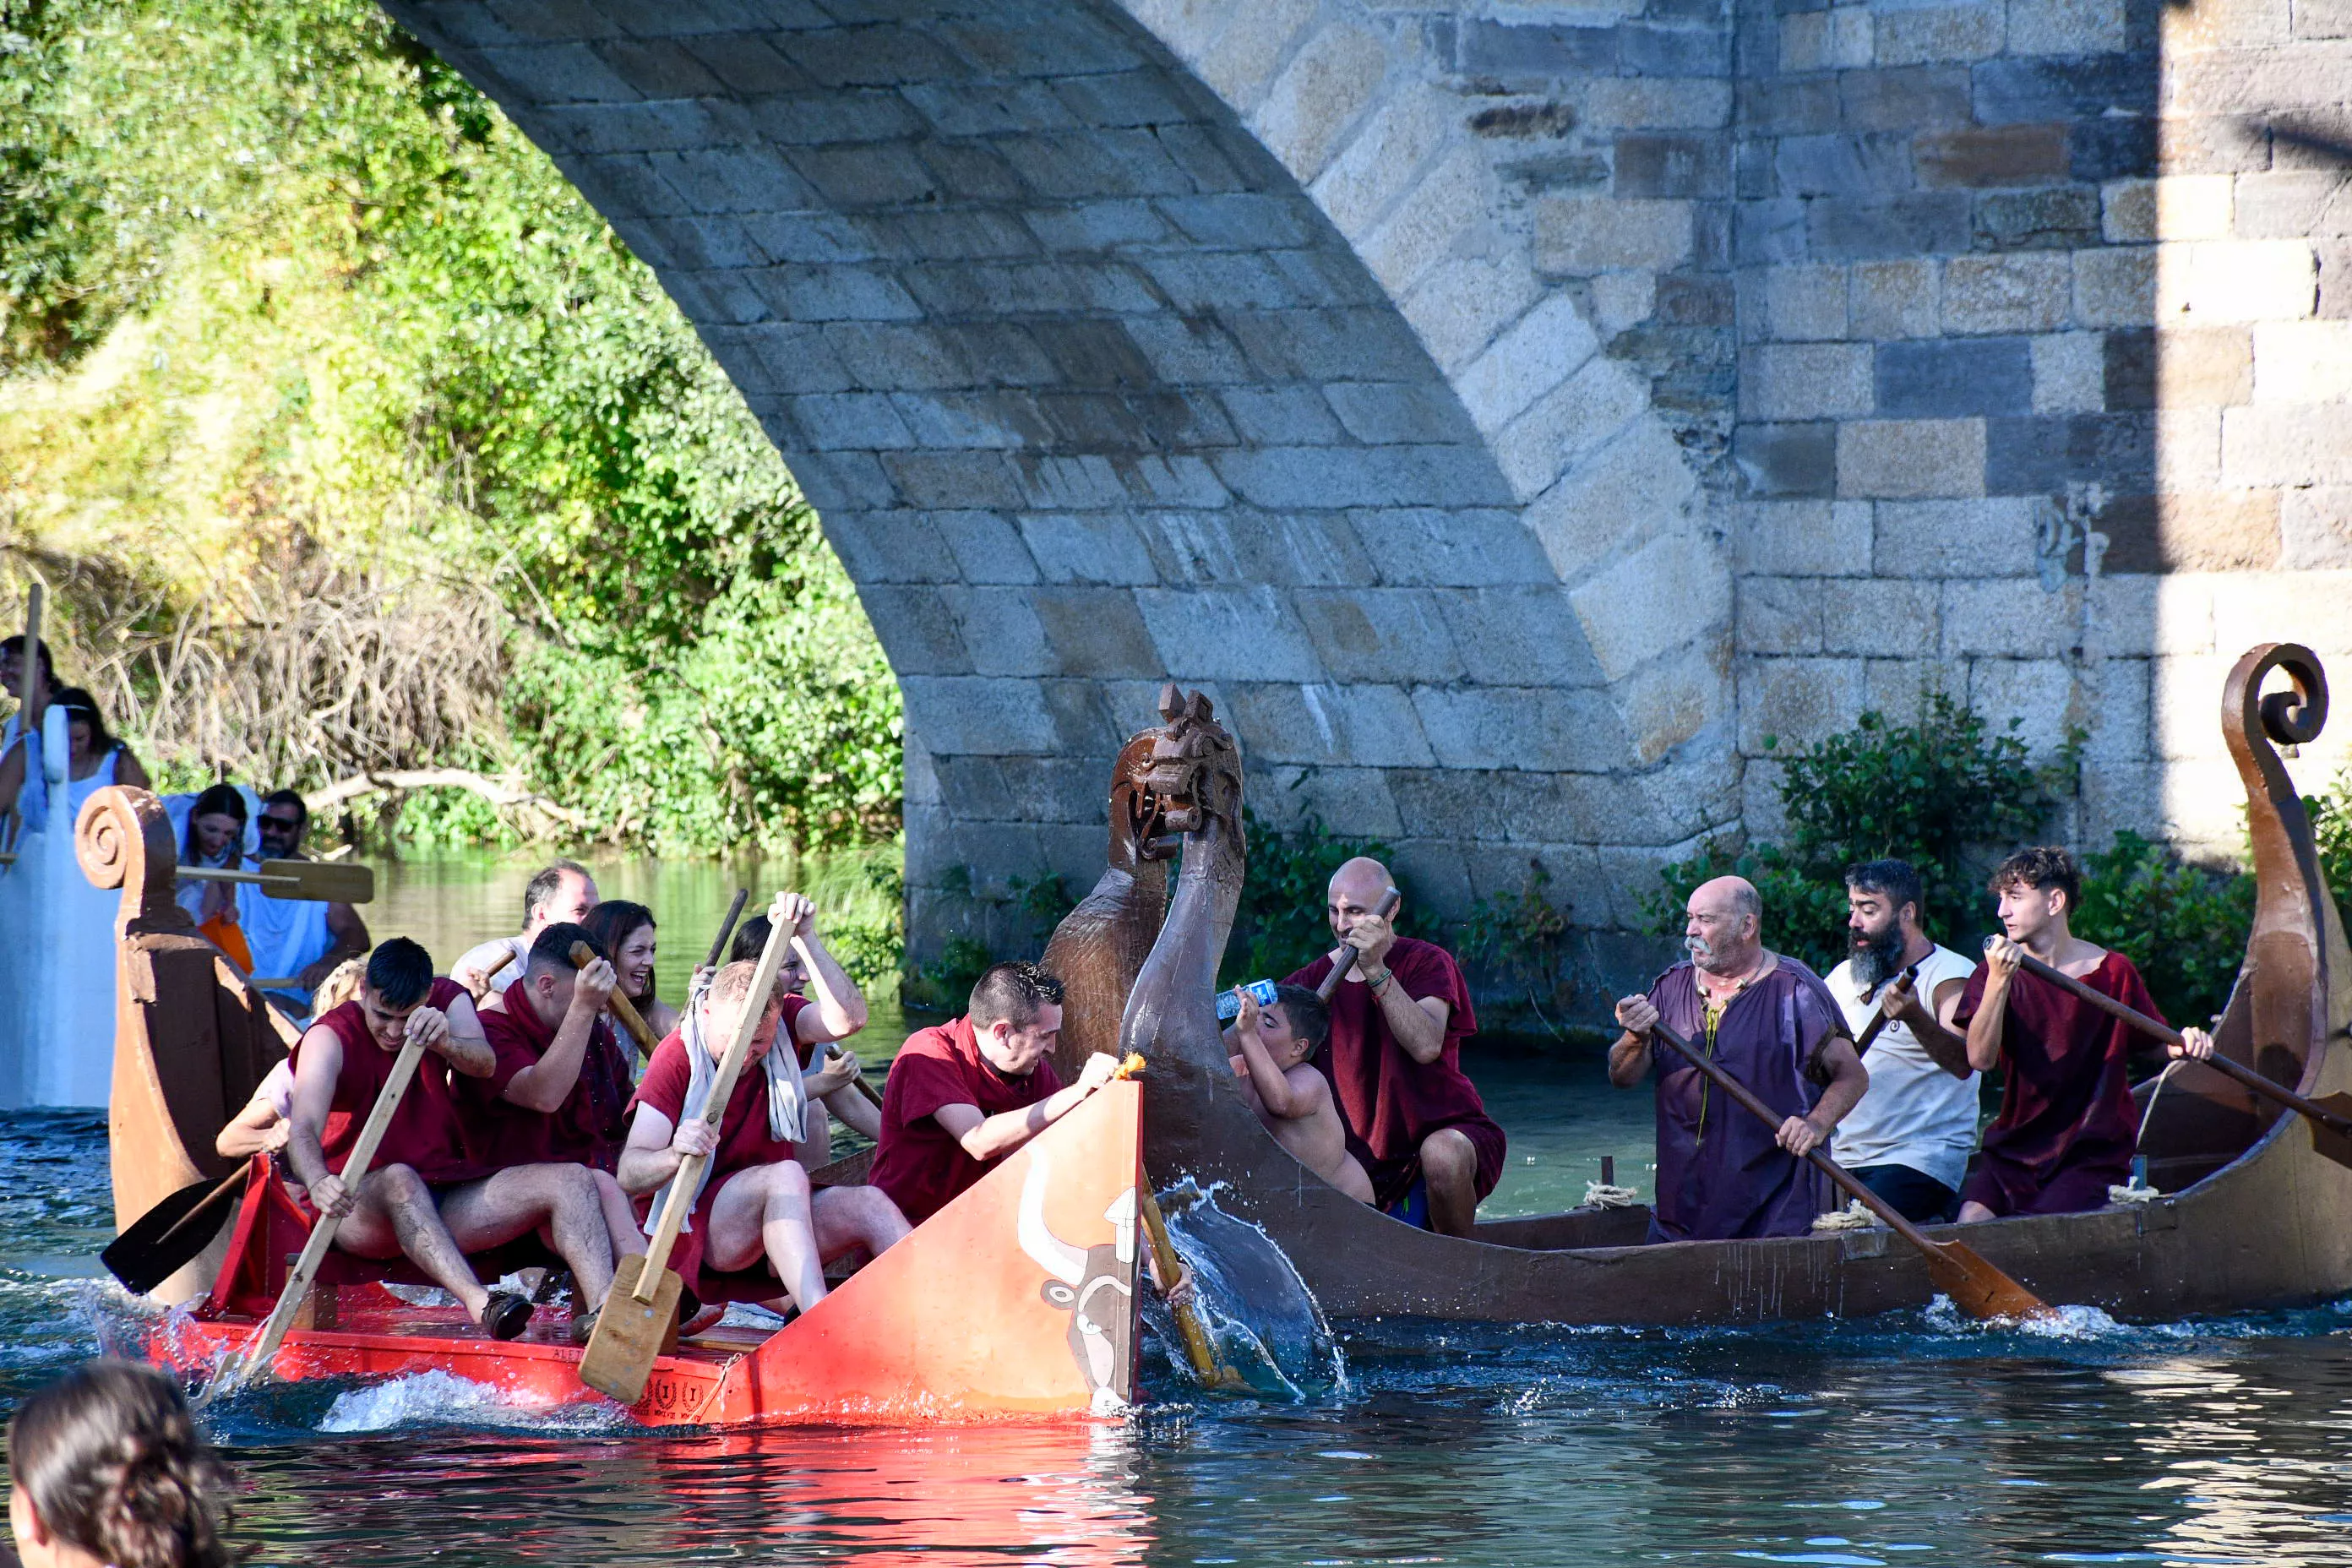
left=239, top=789, right=368, bottom=1016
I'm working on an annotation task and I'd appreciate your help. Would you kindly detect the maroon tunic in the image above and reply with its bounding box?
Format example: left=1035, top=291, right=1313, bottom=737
left=1954, top=950, right=2160, bottom=1217
left=870, top=1015, right=1064, bottom=1225
left=1645, top=958, right=1842, bottom=1242
left=460, top=989, right=634, bottom=1173
left=626, top=996, right=813, bottom=1292
left=1287, top=937, right=1505, bottom=1210
left=297, top=977, right=483, bottom=1186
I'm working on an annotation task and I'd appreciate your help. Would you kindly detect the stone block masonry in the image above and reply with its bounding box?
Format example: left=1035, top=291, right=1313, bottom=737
left=388, top=0, right=2352, bottom=993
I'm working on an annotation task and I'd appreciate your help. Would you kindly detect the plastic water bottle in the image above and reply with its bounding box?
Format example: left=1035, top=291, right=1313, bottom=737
left=1215, top=978, right=1280, bottom=1021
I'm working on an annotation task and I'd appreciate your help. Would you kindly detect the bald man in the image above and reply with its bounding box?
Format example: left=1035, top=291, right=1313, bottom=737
left=1282, top=858, right=1504, bottom=1237
left=1610, top=876, right=1869, bottom=1242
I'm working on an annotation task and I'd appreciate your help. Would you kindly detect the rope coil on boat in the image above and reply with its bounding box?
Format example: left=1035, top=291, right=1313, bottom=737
left=2106, top=1179, right=2162, bottom=1205
left=1810, top=1200, right=1878, bottom=1231
left=1582, top=1182, right=1639, bottom=1209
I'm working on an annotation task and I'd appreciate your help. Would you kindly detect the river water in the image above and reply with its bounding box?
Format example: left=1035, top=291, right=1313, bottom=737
left=11, top=852, right=2352, bottom=1565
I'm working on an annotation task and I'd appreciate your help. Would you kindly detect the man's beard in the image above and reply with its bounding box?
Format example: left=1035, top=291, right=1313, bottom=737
left=1850, top=923, right=1904, bottom=988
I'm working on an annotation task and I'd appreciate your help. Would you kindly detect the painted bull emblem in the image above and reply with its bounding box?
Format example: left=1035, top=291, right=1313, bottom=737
left=1017, top=1149, right=1137, bottom=1414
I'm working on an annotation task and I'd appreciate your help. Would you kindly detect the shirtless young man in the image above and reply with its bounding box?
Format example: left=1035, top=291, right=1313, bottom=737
left=1226, top=984, right=1375, bottom=1203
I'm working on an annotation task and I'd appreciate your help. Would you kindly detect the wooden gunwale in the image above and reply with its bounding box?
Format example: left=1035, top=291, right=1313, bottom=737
left=1135, top=644, right=2352, bottom=1326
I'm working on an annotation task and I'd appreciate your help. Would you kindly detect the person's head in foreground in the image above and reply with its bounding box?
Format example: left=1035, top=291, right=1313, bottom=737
left=7, top=1358, right=241, bottom=1568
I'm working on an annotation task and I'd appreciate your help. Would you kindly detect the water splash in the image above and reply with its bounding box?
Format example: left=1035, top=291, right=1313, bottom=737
left=317, top=1369, right=628, bottom=1434
left=1147, top=1178, right=1347, bottom=1401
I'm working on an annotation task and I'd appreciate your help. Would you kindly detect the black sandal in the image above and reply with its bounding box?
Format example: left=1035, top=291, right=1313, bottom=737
left=481, top=1291, right=534, bottom=1342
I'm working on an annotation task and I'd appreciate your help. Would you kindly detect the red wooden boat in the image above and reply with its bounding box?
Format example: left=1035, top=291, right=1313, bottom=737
left=80, top=786, right=1144, bottom=1424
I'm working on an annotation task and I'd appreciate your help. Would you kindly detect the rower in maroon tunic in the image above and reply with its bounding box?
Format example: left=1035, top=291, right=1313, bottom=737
left=1283, top=858, right=1502, bottom=1237
left=1955, top=847, right=2214, bottom=1222
left=1610, top=876, right=1870, bottom=1242
left=283, top=938, right=621, bottom=1342
left=871, top=961, right=1121, bottom=1226
left=618, top=925, right=911, bottom=1319
left=462, top=923, right=648, bottom=1277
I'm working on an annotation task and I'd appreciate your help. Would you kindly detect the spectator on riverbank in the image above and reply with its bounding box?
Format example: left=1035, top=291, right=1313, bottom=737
left=6, top=1358, right=242, bottom=1568
left=451, top=859, right=597, bottom=1000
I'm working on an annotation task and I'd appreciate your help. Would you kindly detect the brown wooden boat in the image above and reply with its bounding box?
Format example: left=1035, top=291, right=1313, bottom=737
left=1126, top=643, right=2352, bottom=1324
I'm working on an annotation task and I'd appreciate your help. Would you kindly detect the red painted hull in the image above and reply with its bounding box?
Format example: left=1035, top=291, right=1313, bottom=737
left=150, top=1081, right=1147, bottom=1427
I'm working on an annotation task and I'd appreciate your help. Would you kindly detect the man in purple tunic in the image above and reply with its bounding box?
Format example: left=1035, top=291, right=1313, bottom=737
left=1610, top=876, right=1870, bottom=1242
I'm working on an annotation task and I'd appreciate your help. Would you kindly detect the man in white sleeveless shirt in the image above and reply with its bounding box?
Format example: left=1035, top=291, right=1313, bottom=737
left=1826, top=858, right=1979, bottom=1222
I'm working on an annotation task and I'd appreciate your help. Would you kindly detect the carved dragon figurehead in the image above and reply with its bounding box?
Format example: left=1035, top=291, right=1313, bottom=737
left=1141, top=683, right=1244, bottom=862
left=1106, top=728, right=1175, bottom=876
left=1043, top=685, right=1245, bottom=1081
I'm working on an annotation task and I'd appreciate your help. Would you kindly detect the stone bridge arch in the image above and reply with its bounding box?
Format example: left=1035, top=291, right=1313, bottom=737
left=383, top=0, right=1729, bottom=961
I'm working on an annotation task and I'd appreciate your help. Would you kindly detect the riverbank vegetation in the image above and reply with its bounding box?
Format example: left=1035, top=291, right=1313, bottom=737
left=0, top=0, right=899, bottom=852
left=1648, top=697, right=2349, bottom=1031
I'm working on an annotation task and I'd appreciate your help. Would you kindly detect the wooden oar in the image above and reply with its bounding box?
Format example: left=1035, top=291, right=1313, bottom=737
left=1315, top=887, right=1402, bottom=1002
left=102, top=1162, right=253, bottom=1296
left=1644, top=1018, right=2054, bottom=1321
left=65, top=857, right=374, bottom=902
left=704, top=887, right=749, bottom=971
left=580, top=899, right=792, bottom=1404
left=569, top=939, right=659, bottom=1060
left=2001, top=945, right=2352, bottom=1168
left=1137, top=1182, right=1247, bottom=1391
left=201, top=1032, right=428, bottom=1402
left=1851, top=962, right=1923, bottom=1055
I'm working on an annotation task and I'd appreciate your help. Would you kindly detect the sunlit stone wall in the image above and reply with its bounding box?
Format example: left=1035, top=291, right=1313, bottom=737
left=386, top=0, right=2352, bottom=982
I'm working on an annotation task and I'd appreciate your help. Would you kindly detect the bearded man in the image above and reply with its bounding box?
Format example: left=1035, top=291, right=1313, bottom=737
left=1824, top=859, right=1977, bottom=1222
left=1611, top=876, right=1869, bottom=1242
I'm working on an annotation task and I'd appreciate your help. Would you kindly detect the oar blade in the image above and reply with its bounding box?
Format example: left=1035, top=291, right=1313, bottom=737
left=1926, top=1239, right=2053, bottom=1322
left=255, top=858, right=374, bottom=904
left=101, top=1171, right=243, bottom=1296
left=2306, top=1093, right=2352, bottom=1171
left=578, top=1253, right=683, bottom=1405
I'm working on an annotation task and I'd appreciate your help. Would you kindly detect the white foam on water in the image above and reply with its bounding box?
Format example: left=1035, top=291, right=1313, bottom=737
left=1920, top=1295, right=2127, bottom=1339
left=317, top=1369, right=626, bottom=1435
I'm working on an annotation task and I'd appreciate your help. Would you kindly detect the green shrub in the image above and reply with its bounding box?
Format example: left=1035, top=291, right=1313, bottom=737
left=1652, top=694, right=2081, bottom=970
left=2071, top=831, right=2254, bottom=1029
left=1218, top=807, right=1396, bottom=988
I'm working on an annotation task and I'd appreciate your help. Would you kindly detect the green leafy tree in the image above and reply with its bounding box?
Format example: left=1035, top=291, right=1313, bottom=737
left=0, top=0, right=901, bottom=852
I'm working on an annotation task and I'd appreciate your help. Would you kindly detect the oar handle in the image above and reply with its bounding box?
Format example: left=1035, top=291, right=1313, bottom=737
left=223, top=1034, right=427, bottom=1392
left=1850, top=963, right=1921, bottom=1055
left=636, top=899, right=796, bottom=1303
left=825, top=1045, right=884, bottom=1108
left=1645, top=1020, right=1943, bottom=1258
left=704, top=888, right=749, bottom=971
left=2003, top=948, right=2352, bottom=1132
left=1315, top=887, right=1402, bottom=1001
left=569, top=940, right=658, bottom=1059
